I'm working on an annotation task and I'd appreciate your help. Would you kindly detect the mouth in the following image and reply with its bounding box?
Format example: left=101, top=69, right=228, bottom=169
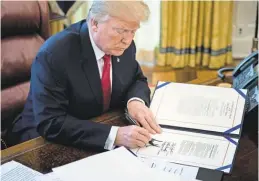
left=115, top=48, right=125, bottom=51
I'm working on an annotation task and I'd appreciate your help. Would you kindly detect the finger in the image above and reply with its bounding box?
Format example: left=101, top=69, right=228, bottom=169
left=135, top=132, right=149, bottom=144
left=138, top=116, right=156, bottom=134
left=147, top=110, right=162, bottom=131
left=135, top=139, right=146, bottom=148
left=137, top=127, right=151, bottom=140
left=129, top=144, right=138, bottom=149
left=149, top=110, right=155, bottom=122
left=145, top=114, right=162, bottom=133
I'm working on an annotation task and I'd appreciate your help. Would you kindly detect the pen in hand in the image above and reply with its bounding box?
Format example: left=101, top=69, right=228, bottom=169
left=124, top=110, right=162, bottom=147
left=124, top=111, right=140, bottom=126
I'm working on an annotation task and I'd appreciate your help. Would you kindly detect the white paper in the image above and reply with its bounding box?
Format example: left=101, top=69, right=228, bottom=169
left=52, top=147, right=190, bottom=181
left=35, top=172, right=63, bottom=181
left=151, top=81, right=247, bottom=135
left=131, top=129, right=238, bottom=173
left=139, top=156, right=199, bottom=180
left=1, top=161, right=43, bottom=181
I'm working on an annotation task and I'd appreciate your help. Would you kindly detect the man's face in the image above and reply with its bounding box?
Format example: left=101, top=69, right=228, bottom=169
left=91, top=16, right=139, bottom=56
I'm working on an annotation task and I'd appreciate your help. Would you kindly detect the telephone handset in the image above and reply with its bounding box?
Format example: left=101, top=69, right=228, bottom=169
left=218, top=51, right=258, bottom=144
left=218, top=51, right=258, bottom=85
left=218, top=51, right=258, bottom=110
left=232, top=51, right=258, bottom=77
left=232, top=51, right=258, bottom=90
left=233, top=51, right=258, bottom=112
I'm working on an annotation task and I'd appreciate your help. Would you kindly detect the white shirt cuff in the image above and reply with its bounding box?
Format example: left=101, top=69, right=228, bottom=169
left=104, top=126, right=119, bottom=150
left=127, top=97, right=145, bottom=108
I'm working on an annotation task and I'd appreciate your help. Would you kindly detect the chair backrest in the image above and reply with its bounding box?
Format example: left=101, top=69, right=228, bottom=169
left=1, top=1, right=50, bottom=144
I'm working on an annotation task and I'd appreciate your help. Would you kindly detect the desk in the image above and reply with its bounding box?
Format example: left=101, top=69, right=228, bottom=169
left=1, top=77, right=258, bottom=181
left=1, top=109, right=126, bottom=173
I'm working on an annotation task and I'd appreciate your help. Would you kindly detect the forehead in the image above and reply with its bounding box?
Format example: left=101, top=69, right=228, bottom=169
left=107, top=16, right=140, bottom=29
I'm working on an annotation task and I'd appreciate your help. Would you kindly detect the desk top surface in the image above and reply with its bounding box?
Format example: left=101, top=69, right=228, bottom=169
left=1, top=76, right=257, bottom=181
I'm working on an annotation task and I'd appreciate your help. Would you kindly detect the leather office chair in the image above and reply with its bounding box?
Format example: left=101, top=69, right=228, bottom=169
left=1, top=1, right=50, bottom=149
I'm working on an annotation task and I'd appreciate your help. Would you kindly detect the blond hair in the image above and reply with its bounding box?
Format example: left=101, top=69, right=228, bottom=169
left=87, top=1, right=150, bottom=23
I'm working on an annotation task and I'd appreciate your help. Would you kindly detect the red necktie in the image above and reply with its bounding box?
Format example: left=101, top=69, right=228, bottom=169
left=101, top=55, right=111, bottom=111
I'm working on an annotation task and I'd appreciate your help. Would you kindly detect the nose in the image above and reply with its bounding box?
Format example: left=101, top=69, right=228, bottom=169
left=121, top=34, right=134, bottom=45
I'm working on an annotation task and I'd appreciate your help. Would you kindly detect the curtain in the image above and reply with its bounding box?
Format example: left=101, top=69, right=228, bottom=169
left=157, top=1, right=234, bottom=69
left=48, top=1, right=88, bottom=35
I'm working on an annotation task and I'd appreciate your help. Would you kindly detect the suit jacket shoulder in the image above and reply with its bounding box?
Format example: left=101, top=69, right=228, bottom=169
left=34, top=20, right=87, bottom=78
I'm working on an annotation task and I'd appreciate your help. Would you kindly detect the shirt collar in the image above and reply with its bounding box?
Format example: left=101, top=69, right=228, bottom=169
left=88, top=28, right=105, bottom=61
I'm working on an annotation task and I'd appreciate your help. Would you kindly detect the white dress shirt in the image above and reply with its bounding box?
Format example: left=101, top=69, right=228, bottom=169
left=88, top=29, right=144, bottom=150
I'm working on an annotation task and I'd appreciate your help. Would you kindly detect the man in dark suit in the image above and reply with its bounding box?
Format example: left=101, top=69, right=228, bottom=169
left=10, top=1, right=161, bottom=150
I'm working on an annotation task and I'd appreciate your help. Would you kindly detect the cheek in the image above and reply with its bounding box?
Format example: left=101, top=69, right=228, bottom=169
left=106, top=34, right=122, bottom=45
left=97, top=32, right=111, bottom=46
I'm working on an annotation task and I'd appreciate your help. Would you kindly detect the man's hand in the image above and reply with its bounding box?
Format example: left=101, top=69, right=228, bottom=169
left=127, top=100, right=162, bottom=134
left=115, top=125, right=151, bottom=148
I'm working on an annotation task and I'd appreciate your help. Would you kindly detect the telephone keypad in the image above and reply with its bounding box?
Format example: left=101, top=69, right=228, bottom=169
left=234, top=65, right=254, bottom=89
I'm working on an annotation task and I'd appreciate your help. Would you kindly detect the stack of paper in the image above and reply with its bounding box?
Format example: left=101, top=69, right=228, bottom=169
left=52, top=147, right=174, bottom=181
left=1, top=147, right=201, bottom=181
left=52, top=147, right=201, bottom=181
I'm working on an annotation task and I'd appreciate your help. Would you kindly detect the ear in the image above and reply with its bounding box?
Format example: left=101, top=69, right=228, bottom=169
left=90, top=19, right=98, bottom=32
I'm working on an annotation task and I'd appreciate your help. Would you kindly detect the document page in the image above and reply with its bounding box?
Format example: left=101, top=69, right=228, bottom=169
left=52, top=147, right=187, bottom=181
left=35, top=172, right=62, bottom=181
left=1, top=161, right=43, bottom=181
left=139, top=156, right=199, bottom=180
left=151, top=82, right=247, bottom=135
left=131, top=129, right=238, bottom=173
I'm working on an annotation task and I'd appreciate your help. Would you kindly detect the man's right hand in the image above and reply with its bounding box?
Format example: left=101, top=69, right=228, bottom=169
left=114, top=125, right=151, bottom=149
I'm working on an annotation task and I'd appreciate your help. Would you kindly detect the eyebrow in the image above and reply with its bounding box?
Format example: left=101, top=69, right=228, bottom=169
left=122, top=26, right=140, bottom=31
left=119, top=23, right=140, bottom=30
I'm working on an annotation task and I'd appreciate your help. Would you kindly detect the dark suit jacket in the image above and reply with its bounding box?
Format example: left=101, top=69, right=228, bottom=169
left=10, top=20, right=151, bottom=149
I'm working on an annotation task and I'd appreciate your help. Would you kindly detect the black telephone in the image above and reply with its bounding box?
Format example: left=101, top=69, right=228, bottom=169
left=218, top=51, right=258, bottom=144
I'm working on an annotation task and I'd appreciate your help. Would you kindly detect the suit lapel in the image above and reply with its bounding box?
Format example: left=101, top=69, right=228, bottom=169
left=79, top=22, right=103, bottom=109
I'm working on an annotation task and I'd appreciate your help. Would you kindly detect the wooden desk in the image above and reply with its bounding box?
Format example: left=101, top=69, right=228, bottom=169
left=1, top=109, right=126, bottom=173
left=1, top=77, right=258, bottom=181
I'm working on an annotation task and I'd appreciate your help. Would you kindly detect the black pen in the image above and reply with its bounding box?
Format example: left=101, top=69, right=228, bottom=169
left=124, top=109, right=162, bottom=147
left=124, top=111, right=140, bottom=126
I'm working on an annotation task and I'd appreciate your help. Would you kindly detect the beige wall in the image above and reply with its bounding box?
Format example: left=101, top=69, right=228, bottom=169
left=232, top=1, right=257, bottom=58
left=134, top=1, right=160, bottom=66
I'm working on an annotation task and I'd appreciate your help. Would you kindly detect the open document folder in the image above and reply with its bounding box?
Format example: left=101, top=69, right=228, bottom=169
left=131, top=81, right=247, bottom=173
left=52, top=147, right=200, bottom=181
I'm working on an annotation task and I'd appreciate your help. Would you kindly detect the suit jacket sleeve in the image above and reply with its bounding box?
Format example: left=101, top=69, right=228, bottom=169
left=125, top=43, right=151, bottom=107
left=32, top=51, right=112, bottom=150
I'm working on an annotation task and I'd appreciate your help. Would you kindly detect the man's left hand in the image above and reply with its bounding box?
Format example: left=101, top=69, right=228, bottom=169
left=127, top=100, right=162, bottom=134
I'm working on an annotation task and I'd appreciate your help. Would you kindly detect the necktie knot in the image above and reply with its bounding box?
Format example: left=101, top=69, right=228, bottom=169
left=103, top=54, right=111, bottom=64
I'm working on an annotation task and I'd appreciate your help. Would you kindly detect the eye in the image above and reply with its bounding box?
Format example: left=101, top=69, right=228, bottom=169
left=131, top=30, right=136, bottom=34
left=116, top=28, right=125, bottom=34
